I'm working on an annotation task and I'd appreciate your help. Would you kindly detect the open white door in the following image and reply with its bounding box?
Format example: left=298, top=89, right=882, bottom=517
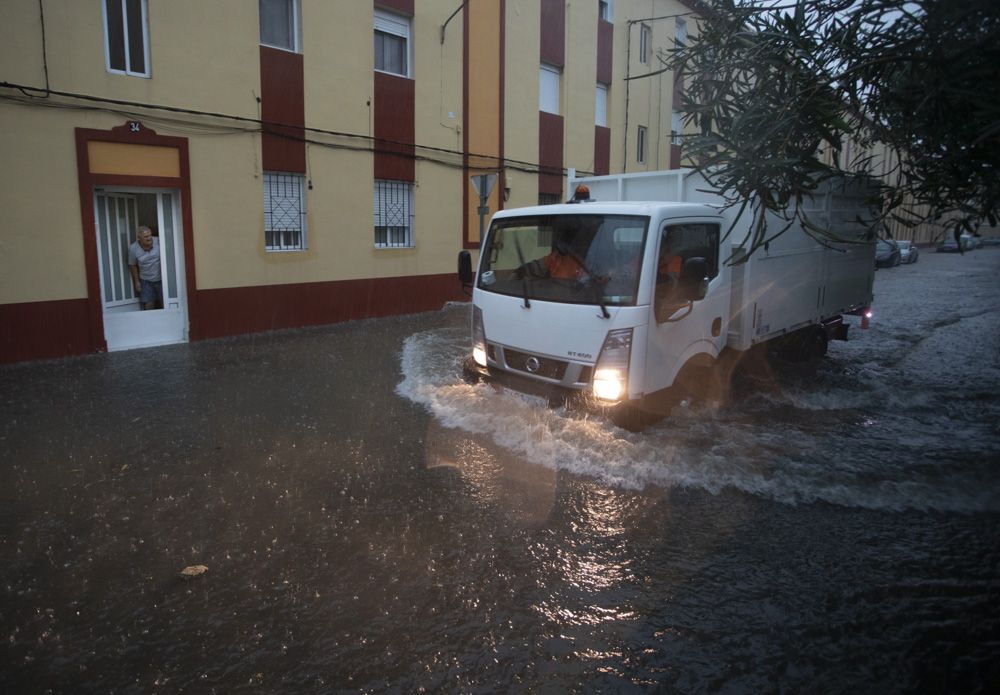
left=95, top=189, right=188, bottom=351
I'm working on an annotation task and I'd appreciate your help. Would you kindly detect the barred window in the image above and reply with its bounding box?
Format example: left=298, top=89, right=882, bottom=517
left=374, top=180, right=414, bottom=248
left=538, top=193, right=562, bottom=206
left=263, top=172, right=307, bottom=251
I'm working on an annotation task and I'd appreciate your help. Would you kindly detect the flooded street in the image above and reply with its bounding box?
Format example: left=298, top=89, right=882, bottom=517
left=2, top=250, right=999, bottom=692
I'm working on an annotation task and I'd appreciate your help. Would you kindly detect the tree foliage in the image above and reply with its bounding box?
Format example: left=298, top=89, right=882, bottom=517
left=670, top=0, right=1000, bottom=254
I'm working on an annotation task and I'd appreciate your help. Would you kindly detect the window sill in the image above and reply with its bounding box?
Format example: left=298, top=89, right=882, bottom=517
left=260, top=42, right=302, bottom=55
left=106, top=69, right=151, bottom=79
left=374, top=69, right=412, bottom=80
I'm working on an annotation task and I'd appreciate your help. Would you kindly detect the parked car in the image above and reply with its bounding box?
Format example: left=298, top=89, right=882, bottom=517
left=981, top=236, right=1000, bottom=247
left=875, top=238, right=901, bottom=267
left=959, top=233, right=980, bottom=250
left=896, top=239, right=919, bottom=264
left=937, top=237, right=961, bottom=253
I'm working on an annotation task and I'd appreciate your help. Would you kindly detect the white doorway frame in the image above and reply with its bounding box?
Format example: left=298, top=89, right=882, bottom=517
left=95, top=186, right=189, bottom=351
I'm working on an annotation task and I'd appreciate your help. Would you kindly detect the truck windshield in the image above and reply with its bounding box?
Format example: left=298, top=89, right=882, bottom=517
left=477, top=214, right=649, bottom=306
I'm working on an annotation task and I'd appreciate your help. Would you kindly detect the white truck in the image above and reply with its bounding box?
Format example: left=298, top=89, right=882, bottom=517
left=457, top=168, right=876, bottom=429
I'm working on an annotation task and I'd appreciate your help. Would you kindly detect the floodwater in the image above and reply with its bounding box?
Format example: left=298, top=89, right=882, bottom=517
left=2, top=250, right=999, bottom=693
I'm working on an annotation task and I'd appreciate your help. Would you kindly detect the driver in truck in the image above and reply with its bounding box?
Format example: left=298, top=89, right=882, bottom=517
left=521, top=222, right=599, bottom=281
left=544, top=235, right=585, bottom=278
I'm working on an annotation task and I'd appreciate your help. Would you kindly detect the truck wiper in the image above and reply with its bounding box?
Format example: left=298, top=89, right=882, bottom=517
left=581, top=276, right=611, bottom=319
left=563, top=248, right=610, bottom=319
left=513, top=235, right=531, bottom=309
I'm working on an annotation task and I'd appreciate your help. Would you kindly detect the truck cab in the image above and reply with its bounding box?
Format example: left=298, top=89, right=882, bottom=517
left=463, top=200, right=729, bottom=413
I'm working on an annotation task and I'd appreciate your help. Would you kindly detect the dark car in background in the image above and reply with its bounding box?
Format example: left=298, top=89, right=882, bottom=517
left=897, top=239, right=919, bottom=264
left=875, top=238, right=901, bottom=267
left=937, top=237, right=961, bottom=253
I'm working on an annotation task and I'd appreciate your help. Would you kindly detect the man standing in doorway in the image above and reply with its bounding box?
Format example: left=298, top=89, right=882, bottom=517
left=128, top=226, right=163, bottom=310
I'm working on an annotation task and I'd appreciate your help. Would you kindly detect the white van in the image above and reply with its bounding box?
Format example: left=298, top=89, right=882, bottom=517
left=457, top=169, right=876, bottom=429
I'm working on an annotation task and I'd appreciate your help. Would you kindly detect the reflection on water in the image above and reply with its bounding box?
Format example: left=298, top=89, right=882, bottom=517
left=398, top=312, right=1000, bottom=513
left=2, top=254, right=999, bottom=692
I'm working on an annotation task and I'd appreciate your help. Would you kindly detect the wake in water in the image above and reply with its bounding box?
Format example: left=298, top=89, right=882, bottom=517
left=396, top=317, right=1000, bottom=513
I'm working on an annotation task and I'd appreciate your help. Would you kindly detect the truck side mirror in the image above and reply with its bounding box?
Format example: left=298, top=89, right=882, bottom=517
left=458, top=250, right=473, bottom=285
left=678, top=257, right=708, bottom=301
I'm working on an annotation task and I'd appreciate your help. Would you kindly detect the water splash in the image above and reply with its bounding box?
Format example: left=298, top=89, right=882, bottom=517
left=397, top=320, right=1000, bottom=513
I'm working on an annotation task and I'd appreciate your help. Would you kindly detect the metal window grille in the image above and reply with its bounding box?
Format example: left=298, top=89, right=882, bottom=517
left=374, top=180, right=414, bottom=248
left=264, top=172, right=307, bottom=251
left=538, top=193, right=562, bottom=206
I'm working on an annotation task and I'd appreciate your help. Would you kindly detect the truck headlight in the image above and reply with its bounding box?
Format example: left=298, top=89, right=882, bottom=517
left=592, top=328, right=633, bottom=402
left=472, top=305, right=488, bottom=367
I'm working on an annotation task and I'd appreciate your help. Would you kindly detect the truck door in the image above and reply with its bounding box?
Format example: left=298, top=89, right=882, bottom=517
left=644, top=220, right=729, bottom=394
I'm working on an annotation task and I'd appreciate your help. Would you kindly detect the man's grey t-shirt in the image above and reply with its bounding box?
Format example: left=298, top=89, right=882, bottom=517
left=128, top=237, right=161, bottom=281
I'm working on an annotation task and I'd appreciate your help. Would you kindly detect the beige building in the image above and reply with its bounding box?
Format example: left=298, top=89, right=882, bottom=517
left=0, top=0, right=701, bottom=363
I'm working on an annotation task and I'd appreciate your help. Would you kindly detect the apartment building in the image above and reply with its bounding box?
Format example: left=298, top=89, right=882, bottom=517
left=0, top=0, right=700, bottom=363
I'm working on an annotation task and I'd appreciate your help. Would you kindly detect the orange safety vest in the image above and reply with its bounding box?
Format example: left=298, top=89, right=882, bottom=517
left=659, top=254, right=682, bottom=275
left=544, top=251, right=582, bottom=279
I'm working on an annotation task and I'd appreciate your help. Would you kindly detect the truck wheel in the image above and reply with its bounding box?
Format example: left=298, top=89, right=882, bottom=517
left=461, top=357, right=483, bottom=384
left=610, top=405, right=648, bottom=432
left=803, top=327, right=828, bottom=360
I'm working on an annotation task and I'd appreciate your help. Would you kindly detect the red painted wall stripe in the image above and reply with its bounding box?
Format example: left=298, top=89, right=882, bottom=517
left=597, top=19, right=613, bottom=84
left=0, top=299, right=93, bottom=364
left=189, top=274, right=467, bottom=341
left=375, top=0, right=413, bottom=15
left=540, top=0, right=565, bottom=67
left=538, top=112, right=564, bottom=196
left=374, top=72, right=416, bottom=182
left=260, top=46, right=306, bottom=173
left=595, top=126, right=611, bottom=176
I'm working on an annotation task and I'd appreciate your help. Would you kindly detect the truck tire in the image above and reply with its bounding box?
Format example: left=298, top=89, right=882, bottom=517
left=803, top=326, right=829, bottom=360
left=610, top=404, right=652, bottom=432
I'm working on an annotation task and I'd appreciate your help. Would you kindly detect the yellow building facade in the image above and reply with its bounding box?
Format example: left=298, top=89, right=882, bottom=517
left=0, top=0, right=700, bottom=363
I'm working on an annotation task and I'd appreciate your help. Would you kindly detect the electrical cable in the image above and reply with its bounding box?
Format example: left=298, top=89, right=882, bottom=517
left=0, top=80, right=593, bottom=177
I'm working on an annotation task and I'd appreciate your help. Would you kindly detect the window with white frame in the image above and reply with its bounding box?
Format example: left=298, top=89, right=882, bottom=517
left=675, top=17, right=688, bottom=47
left=599, top=1, right=613, bottom=21
left=375, top=10, right=411, bottom=77
left=671, top=111, right=684, bottom=146
left=259, top=0, right=301, bottom=52
left=374, top=180, right=415, bottom=248
left=263, top=172, right=307, bottom=251
left=102, top=0, right=150, bottom=77
left=639, top=23, right=652, bottom=64
left=540, top=64, right=561, bottom=115
left=637, top=125, right=647, bottom=164
left=595, top=83, right=608, bottom=127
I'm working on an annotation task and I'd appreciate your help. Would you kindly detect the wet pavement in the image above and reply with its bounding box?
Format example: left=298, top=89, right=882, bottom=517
left=2, top=249, right=999, bottom=693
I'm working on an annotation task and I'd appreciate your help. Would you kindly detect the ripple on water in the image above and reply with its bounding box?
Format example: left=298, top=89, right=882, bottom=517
left=397, top=319, right=1000, bottom=513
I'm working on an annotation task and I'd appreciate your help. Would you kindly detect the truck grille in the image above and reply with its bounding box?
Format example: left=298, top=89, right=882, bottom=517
left=503, top=349, right=567, bottom=380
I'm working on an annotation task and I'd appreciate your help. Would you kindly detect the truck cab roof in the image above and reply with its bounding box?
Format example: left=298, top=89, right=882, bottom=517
left=491, top=201, right=721, bottom=221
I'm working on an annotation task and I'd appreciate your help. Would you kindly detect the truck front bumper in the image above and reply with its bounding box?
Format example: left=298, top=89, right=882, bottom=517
left=462, top=355, right=598, bottom=409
